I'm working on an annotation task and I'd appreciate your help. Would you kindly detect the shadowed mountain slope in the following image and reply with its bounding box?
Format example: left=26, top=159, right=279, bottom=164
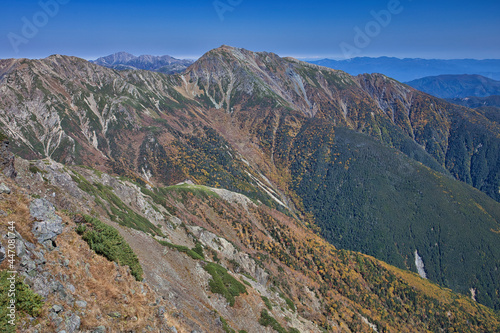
left=406, top=74, right=500, bottom=99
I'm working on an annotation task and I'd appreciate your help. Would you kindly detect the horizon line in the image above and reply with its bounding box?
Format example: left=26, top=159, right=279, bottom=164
left=3, top=52, right=500, bottom=62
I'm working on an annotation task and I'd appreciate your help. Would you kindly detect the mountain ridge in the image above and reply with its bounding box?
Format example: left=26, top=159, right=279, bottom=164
left=308, top=57, right=500, bottom=82
left=91, top=51, right=194, bottom=74
left=406, top=74, right=500, bottom=99
left=1, top=45, right=500, bottom=313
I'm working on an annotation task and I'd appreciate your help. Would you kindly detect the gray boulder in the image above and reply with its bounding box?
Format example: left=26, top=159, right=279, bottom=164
left=0, top=182, right=11, bottom=194
left=30, top=199, right=63, bottom=243
left=52, top=305, right=64, bottom=313
left=28, top=274, right=51, bottom=298
left=75, top=300, right=87, bottom=309
left=65, top=314, right=81, bottom=333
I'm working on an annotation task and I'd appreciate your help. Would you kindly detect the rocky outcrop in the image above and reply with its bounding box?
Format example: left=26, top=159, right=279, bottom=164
left=30, top=198, right=63, bottom=247
left=14, top=230, right=81, bottom=332
left=0, top=182, right=11, bottom=194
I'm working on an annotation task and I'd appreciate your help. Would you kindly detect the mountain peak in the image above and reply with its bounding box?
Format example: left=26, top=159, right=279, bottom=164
left=90, top=52, right=193, bottom=74
left=92, top=52, right=137, bottom=66
left=206, top=44, right=254, bottom=57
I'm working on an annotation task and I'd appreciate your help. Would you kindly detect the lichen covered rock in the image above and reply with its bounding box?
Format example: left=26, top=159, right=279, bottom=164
left=30, top=198, right=63, bottom=244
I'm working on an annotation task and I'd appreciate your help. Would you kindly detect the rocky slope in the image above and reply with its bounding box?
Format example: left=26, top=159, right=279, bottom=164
left=1, top=46, right=500, bottom=313
left=1, top=139, right=499, bottom=332
left=2, top=47, right=499, bottom=202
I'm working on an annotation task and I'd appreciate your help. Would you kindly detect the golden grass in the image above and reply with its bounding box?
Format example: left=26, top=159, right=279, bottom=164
left=0, top=178, right=186, bottom=332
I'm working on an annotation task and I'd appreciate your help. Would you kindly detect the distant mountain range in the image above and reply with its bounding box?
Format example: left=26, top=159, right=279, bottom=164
left=91, top=51, right=194, bottom=74
left=447, top=95, right=500, bottom=109
left=406, top=74, right=500, bottom=99
left=308, top=57, right=500, bottom=82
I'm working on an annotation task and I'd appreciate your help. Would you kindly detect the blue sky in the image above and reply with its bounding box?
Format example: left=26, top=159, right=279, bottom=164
left=1, top=0, right=499, bottom=60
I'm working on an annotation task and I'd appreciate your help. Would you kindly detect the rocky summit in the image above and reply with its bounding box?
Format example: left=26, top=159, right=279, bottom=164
left=91, top=52, right=194, bottom=74
left=0, top=46, right=499, bottom=332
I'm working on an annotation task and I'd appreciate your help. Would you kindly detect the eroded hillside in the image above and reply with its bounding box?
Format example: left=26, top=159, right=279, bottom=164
left=0, top=143, right=499, bottom=332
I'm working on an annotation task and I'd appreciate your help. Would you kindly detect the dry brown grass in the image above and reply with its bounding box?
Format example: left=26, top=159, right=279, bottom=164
left=0, top=177, right=186, bottom=333
left=37, top=212, right=181, bottom=332
left=0, top=192, right=36, bottom=245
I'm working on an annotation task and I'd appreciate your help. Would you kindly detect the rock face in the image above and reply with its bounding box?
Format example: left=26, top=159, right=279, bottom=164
left=12, top=218, right=83, bottom=333
left=30, top=198, right=63, bottom=244
left=0, top=182, right=11, bottom=194
left=65, top=313, right=81, bottom=333
left=0, top=140, right=16, bottom=178
left=0, top=243, right=5, bottom=264
left=414, top=250, right=427, bottom=279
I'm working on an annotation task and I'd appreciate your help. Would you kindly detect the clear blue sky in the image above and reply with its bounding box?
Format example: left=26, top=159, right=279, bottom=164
left=1, top=0, right=499, bottom=60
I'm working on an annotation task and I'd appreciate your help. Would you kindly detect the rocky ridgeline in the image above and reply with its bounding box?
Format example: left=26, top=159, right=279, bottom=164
left=0, top=174, right=81, bottom=332
left=1, top=182, right=182, bottom=332
left=7, top=193, right=80, bottom=332
left=0, top=141, right=185, bottom=332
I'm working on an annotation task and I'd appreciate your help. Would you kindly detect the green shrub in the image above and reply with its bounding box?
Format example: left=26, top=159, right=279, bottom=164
left=284, top=297, right=295, bottom=312
left=259, top=309, right=299, bottom=333
left=220, top=316, right=236, bottom=333
left=0, top=270, right=43, bottom=332
left=77, top=215, right=143, bottom=280
left=261, top=296, right=273, bottom=310
left=259, top=309, right=287, bottom=333
left=193, top=242, right=205, bottom=259
left=242, top=273, right=257, bottom=282
left=76, top=224, right=87, bottom=235
left=157, top=240, right=204, bottom=260
left=28, top=165, right=46, bottom=174
left=203, top=263, right=247, bottom=306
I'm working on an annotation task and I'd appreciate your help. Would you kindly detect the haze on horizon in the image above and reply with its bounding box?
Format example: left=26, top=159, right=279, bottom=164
left=1, top=0, right=499, bottom=61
